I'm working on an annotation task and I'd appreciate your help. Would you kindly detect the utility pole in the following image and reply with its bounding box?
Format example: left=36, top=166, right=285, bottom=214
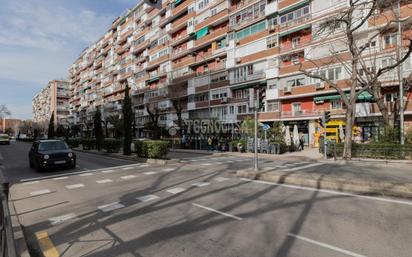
left=397, top=0, right=405, bottom=144
left=254, top=88, right=259, bottom=171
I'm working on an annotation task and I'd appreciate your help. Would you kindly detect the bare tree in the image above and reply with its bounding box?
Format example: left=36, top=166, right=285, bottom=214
left=0, top=104, right=11, bottom=119
left=300, top=0, right=412, bottom=159
left=145, top=102, right=162, bottom=139
left=167, top=83, right=188, bottom=137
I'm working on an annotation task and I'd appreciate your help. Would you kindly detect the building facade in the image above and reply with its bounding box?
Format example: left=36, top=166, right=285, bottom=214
left=68, top=0, right=412, bottom=146
left=32, top=80, right=71, bottom=126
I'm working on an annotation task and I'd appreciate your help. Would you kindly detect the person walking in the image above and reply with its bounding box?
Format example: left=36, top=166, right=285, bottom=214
left=299, top=135, right=305, bottom=151
left=207, top=137, right=213, bottom=151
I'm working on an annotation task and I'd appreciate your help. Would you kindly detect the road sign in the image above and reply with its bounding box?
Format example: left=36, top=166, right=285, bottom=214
left=262, top=124, right=270, bottom=131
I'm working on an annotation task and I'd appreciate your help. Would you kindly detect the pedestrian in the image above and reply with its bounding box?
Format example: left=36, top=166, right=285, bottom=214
left=207, top=137, right=213, bottom=151
left=299, top=135, right=305, bottom=151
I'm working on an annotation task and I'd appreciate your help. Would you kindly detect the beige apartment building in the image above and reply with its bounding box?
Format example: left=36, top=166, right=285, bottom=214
left=32, top=80, right=70, bottom=126
left=68, top=0, right=412, bottom=145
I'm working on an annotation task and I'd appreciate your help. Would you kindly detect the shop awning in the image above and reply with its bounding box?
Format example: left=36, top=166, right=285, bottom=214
left=314, top=91, right=374, bottom=103
left=195, top=27, right=209, bottom=40
left=146, top=76, right=160, bottom=84
left=279, top=24, right=311, bottom=37
left=175, top=0, right=183, bottom=6
left=279, top=0, right=309, bottom=15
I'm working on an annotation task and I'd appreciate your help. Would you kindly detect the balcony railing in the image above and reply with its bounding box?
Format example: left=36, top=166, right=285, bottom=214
left=231, top=70, right=265, bottom=84
left=280, top=14, right=312, bottom=30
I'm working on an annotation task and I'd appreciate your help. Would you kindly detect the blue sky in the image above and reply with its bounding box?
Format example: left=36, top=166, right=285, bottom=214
left=0, top=0, right=139, bottom=119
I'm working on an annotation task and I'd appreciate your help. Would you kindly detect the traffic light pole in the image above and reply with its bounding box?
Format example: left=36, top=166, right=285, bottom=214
left=254, top=88, right=259, bottom=171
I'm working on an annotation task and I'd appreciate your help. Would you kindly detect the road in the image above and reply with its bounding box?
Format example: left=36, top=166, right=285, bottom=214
left=1, top=141, right=412, bottom=257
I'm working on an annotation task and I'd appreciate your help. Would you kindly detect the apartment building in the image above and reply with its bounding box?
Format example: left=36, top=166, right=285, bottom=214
left=68, top=0, right=412, bottom=145
left=32, top=80, right=70, bottom=126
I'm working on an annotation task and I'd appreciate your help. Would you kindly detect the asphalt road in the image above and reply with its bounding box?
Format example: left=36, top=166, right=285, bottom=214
left=1, top=142, right=412, bottom=257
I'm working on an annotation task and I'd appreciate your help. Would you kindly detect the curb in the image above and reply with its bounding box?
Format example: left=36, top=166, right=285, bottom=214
left=9, top=199, right=30, bottom=257
left=236, top=169, right=412, bottom=199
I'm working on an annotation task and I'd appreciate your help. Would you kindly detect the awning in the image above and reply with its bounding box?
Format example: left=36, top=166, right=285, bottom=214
left=314, top=91, right=374, bottom=103
left=175, top=0, right=183, bottom=6
left=196, top=27, right=209, bottom=40
left=146, top=76, right=160, bottom=84
left=279, top=24, right=311, bottom=37
left=279, top=0, right=309, bottom=15
left=232, top=81, right=266, bottom=90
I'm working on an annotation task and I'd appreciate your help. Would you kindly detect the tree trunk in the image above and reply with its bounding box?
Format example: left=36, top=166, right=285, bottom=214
left=343, top=105, right=355, bottom=160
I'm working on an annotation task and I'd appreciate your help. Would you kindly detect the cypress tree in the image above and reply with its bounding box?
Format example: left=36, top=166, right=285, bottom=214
left=123, top=83, right=133, bottom=155
left=48, top=113, right=55, bottom=139
left=94, top=109, right=104, bottom=151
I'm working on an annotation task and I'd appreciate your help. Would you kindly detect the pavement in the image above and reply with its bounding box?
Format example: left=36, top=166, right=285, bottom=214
left=1, top=141, right=412, bottom=257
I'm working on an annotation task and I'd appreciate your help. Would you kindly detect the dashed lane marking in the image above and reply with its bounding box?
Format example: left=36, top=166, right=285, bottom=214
left=35, top=231, right=60, bottom=257
left=122, top=167, right=134, bottom=170
left=288, top=233, right=367, bottom=257
left=214, top=177, right=229, bottom=182
left=49, top=213, right=77, bottom=225
left=163, top=168, right=175, bottom=172
left=65, top=184, right=85, bottom=190
left=137, top=194, right=159, bottom=202
left=121, top=175, right=137, bottom=180
left=96, top=179, right=113, bottom=184
left=144, top=171, right=157, bottom=175
left=192, top=182, right=211, bottom=187
left=98, top=202, right=125, bottom=212
left=30, top=189, right=52, bottom=196
left=166, top=187, right=186, bottom=194
left=192, top=203, right=242, bottom=221
left=79, top=173, right=93, bottom=176
left=52, top=176, right=68, bottom=181
left=102, top=169, right=115, bottom=173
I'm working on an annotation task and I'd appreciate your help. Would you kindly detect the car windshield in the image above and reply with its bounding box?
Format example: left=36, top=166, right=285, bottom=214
left=38, top=141, right=69, bottom=151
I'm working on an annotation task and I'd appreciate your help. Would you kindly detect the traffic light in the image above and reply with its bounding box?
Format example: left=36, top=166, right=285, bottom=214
left=322, top=111, right=331, bottom=127
left=144, top=0, right=162, bottom=9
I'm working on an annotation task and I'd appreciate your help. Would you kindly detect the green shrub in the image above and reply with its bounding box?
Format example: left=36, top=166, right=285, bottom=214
left=102, top=138, right=122, bottom=153
left=330, top=143, right=412, bottom=159
left=135, top=140, right=169, bottom=159
left=67, top=138, right=80, bottom=148
left=81, top=138, right=95, bottom=150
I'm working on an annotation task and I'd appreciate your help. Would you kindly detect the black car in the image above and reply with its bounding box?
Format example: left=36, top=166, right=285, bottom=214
left=29, top=140, right=76, bottom=171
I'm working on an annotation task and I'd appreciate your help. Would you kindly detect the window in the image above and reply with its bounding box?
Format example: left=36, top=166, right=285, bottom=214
left=210, top=88, right=228, bottom=100
left=235, top=21, right=266, bottom=40
left=237, top=105, right=248, bottom=114
left=385, top=92, right=398, bottom=103
left=229, top=1, right=266, bottom=28
left=292, top=103, right=301, bottom=114
left=292, top=37, right=300, bottom=48
left=383, top=34, right=397, bottom=48
left=211, top=8, right=217, bottom=16
left=267, top=35, right=277, bottom=48
left=291, top=55, right=300, bottom=64
left=267, top=101, right=279, bottom=112
left=382, top=57, right=395, bottom=68
left=311, top=67, right=342, bottom=83
left=234, top=89, right=249, bottom=99
left=188, top=6, right=195, bottom=13
left=331, top=100, right=342, bottom=110
left=280, top=5, right=310, bottom=24
left=287, top=78, right=305, bottom=87
left=229, top=105, right=235, bottom=114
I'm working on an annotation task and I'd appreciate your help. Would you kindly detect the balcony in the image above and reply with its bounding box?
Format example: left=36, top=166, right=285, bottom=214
left=131, top=40, right=149, bottom=54
left=281, top=109, right=325, bottom=119
left=280, top=14, right=311, bottom=31
left=172, top=0, right=190, bottom=17
left=265, top=1, right=278, bottom=16
left=195, top=10, right=228, bottom=31
left=194, top=27, right=229, bottom=48
left=231, top=70, right=265, bottom=84
left=170, top=13, right=193, bottom=33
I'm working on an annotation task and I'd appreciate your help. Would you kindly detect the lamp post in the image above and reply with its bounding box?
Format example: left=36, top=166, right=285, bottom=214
left=396, top=0, right=405, bottom=144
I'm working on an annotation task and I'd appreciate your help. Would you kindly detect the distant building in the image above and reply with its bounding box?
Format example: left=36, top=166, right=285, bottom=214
left=0, top=118, right=21, bottom=135
left=32, top=80, right=70, bottom=126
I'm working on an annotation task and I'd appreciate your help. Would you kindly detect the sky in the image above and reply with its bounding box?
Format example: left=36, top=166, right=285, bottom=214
left=0, top=0, right=139, bottom=120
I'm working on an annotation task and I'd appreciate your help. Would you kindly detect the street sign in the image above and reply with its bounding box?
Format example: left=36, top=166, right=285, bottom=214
left=262, top=124, right=270, bottom=131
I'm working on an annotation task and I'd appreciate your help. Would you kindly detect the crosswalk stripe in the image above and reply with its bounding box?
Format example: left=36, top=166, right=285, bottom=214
left=65, top=184, right=84, bottom=189
left=137, top=194, right=159, bottom=202
left=286, top=163, right=323, bottom=171
left=98, top=202, right=125, bottom=212
left=166, top=187, right=186, bottom=194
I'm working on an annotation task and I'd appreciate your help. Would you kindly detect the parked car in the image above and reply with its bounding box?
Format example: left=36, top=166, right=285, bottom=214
left=29, top=140, right=76, bottom=171
left=0, top=134, right=10, bottom=145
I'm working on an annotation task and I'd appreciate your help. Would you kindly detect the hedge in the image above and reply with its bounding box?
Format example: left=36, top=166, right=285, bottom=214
left=325, top=142, right=412, bottom=160
left=102, top=138, right=122, bottom=153
left=81, top=138, right=96, bottom=150
left=134, top=140, right=169, bottom=159
left=67, top=138, right=80, bottom=148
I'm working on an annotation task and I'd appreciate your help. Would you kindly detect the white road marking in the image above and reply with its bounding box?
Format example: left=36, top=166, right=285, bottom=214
left=122, top=167, right=134, bottom=170
left=192, top=203, right=242, bottom=220
left=98, top=202, right=125, bottom=212
left=166, top=187, right=186, bottom=194
left=102, top=169, right=115, bottom=173
left=163, top=168, right=175, bottom=172
left=65, top=184, right=85, bottom=190
left=96, top=179, right=113, bottom=184
left=49, top=213, right=77, bottom=225
left=262, top=167, right=274, bottom=171
left=53, top=176, right=68, bottom=181
left=141, top=164, right=149, bottom=167
left=79, top=173, right=93, bottom=176
left=192, top=182, right=211, bottom=187
left=30, top=189, right=52, bottom=196
left=286, top=163, right=323, bottom=171
left=121, top=175, right=136, bottom=180
left=19, top=163, right=141, bottom=183
left=23, top=181, right=40, bottom=185
left=137, top=194, right=159, bottom=202
left=201, top=163, right=212, bottom=166
left=240, top=178, right=412, bottom=206
left=214, top=177, right=229, bottom=182
left=144, top=171, right=157, bottom=175
left=288, top=233, right=367, bottom=257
